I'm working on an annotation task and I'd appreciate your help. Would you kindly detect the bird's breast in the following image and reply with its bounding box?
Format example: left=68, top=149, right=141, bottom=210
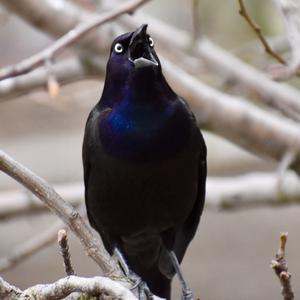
left=98, top=101, right=192, bottom=162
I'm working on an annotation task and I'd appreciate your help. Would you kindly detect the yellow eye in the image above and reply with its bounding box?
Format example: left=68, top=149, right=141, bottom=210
left=114, top=43, right=124, bottom=54
left=149, top=37, right=154, bottom=48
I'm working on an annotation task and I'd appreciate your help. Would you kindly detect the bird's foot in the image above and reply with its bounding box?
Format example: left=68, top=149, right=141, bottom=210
left=113, top=248, right=130, bottom=277
left=113, top=249, right=153, bottom=299
left=182, top=287, right=194, bottom=300
left=129, top=271, right=153, bottom=300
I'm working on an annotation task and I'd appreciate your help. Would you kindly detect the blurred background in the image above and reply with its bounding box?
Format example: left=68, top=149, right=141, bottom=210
left=1, top=0, right=300, bottom=299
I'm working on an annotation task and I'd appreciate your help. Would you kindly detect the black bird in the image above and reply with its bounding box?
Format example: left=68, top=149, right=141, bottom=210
left=83, top=24, right=206, bottom=300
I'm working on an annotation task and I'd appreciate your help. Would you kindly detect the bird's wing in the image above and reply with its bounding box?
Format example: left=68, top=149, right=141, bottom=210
left=158, top=98, right=207, bottom=278
left=173, top=145, right=206, bottom=265
left=82, top=108, right=98, bottom=230
left=82, top=107, right=111, bottom=228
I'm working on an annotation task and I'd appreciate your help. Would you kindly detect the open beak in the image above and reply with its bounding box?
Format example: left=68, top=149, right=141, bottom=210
left=128, top=24, right=158, bottom=69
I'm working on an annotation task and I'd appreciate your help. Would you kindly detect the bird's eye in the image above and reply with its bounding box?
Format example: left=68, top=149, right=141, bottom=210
left=149, top=37, right=154, bottom=48
left=114, top=43, right=124, bottom=54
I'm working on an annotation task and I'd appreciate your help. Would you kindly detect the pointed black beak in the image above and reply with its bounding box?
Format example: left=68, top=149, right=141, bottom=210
left=128, top=24, right=158, bottom=69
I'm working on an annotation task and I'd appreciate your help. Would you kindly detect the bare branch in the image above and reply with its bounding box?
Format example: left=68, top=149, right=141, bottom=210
left=1, top=0, right=110, bottom=54
left=206, top=171, right=300, bottom=210
left=0, top=0, right=150, bottom=80
left=0, top=277, right=21, bottom=300
left=58, top=229, right=76, bottom=276
left=0, top=275, right=138, bottom=300
left=271, top=233, right=294, bottom=300
left=272, top=0, right=300, bottom=80
left=0, top=56, right=104, bottom=101
left=0, top=181, right=83, bottom=220
left=0, top=150, right=121, bottom=277
left=238, top=0, right=286, bottom=64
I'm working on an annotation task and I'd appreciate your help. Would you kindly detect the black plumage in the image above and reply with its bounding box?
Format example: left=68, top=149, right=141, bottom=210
left=83, top=24, right=206, bottom=299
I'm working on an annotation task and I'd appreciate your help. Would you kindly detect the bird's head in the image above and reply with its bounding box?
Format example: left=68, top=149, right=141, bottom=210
left=105, top=24, right=161, bottom=85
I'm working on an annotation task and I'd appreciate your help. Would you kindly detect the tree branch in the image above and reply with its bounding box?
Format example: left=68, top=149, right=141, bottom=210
left=0, top=276, right=21, bottom=299
left=0, top=275, right=138, bottom=300
left=0, top=150, right=121, bottom=277
left=206, top=171, right=300, bottom=210
left=238, top=0, right=286, bottom=65
left=272, top=0, right=300, bottom=80
left=0, top=0, right=150, bottom=80
left=0, top=56, right=104, bottom=101
left=271, top=233, right=294, bottom=300
left=58, top=229, right=76, bottom=276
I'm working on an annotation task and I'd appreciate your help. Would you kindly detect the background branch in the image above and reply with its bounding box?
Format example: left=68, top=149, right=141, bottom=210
left=272, top=0, right=300, bottom=80
left=238, top=0, right=286, bottom=64
left=0, top=0, right=149, bottom=80
left=0, top=56, right=104, bottom=101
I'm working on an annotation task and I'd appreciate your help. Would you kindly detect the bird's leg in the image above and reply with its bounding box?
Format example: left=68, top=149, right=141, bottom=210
left=168, top=251, right=194, bottom=300
left=113, top=248, right=153, bottom=300
left=113, top=248, right=130, bottom=277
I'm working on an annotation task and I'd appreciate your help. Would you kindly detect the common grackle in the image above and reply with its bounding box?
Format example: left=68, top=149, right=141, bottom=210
left=83, top=24, right=206, bottom=300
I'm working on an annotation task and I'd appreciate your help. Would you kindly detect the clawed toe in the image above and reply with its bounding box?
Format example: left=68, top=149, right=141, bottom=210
left=128, top=271, right=153, bottom=300
left=182, top=288, right=194, bottom=300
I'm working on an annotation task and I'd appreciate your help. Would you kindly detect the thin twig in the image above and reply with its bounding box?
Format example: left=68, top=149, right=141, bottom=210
left=58, top=229, right=76, bottom=276
left=238, top=0, right=286, bottom=64
left=0, top=0, right=150, bottom=81
left=272, top=0, right=300, bottom=80
left=271, top=233, right=294, bottom=300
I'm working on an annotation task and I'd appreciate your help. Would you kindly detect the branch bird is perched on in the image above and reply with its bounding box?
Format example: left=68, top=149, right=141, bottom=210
left=83, top=24, right=206, bottom=300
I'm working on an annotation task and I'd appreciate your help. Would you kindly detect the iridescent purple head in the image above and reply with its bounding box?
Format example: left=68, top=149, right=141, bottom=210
left=105, top=24, right=161, bottom=86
